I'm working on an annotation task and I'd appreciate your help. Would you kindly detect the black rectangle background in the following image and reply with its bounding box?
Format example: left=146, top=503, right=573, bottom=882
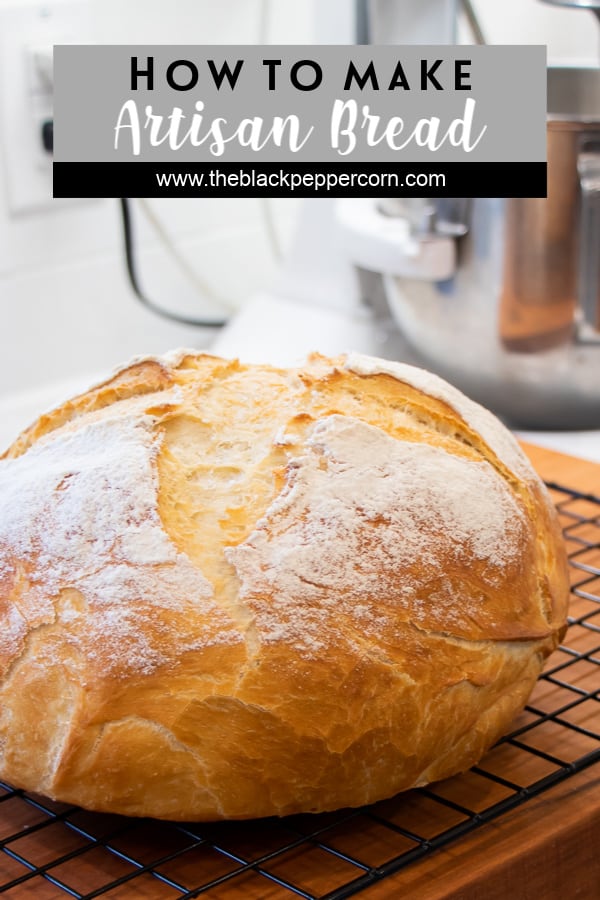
left=53, top=161, right=547, bottom=198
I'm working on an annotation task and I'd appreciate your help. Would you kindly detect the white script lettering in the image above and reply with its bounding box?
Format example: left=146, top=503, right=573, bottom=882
left=331, top=97, right=487, bottom=155
left=113, top=100, right=314, bottom=156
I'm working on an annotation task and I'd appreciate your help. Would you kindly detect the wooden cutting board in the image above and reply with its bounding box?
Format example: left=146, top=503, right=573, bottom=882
left=521, top=441, right=600, bottom=495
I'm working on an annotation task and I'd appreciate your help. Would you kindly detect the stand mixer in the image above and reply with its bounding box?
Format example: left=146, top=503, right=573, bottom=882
left=334, top=0, right=600, bottom=429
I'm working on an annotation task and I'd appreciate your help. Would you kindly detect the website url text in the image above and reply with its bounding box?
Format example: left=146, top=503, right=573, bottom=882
left=155, top=168, right=446, bottom=192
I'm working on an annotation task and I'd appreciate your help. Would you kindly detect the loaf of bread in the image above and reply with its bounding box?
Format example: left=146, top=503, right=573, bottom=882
left=0, top=351, right=569, bottom=820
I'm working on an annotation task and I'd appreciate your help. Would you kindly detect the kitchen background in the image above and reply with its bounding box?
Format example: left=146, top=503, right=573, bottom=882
left=0, top=0, right=599, bottom=456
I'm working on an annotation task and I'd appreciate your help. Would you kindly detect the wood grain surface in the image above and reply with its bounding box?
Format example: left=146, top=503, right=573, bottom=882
left=521, top=441, right=600, bottom=494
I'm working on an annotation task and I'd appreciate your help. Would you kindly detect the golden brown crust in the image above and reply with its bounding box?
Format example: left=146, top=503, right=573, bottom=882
left=2, top=359, right=176, bottom=460
left=0, top=352, right=570, bottom=820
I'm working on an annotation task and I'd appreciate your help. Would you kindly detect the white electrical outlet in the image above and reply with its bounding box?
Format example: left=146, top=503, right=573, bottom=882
left=0, top=0, right=91, bottom=215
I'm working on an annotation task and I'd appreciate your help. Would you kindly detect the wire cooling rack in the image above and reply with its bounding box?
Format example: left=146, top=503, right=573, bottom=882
left=0, top=482, right=598, bottom=899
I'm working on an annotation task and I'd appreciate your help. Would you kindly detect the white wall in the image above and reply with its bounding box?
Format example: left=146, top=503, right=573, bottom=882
left=0, top=0, right=597, bottom=407
left=0, top=0, right=316, bottom=402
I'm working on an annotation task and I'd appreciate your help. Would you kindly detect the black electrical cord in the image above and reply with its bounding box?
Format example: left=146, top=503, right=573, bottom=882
left=119, top=197, right=228, bottom=328
left=43, top=112, right=225, bottom=329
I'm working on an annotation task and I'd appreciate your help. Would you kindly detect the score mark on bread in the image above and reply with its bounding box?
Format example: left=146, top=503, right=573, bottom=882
left=0, top=352, right=569, bottom=820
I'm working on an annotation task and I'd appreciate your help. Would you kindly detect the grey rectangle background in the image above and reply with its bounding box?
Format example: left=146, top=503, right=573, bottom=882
left=53, top=45, right=546, bottom=164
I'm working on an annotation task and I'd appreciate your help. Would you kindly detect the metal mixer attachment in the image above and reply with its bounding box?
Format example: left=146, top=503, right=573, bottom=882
left=540, top=0, right=600, bottom=24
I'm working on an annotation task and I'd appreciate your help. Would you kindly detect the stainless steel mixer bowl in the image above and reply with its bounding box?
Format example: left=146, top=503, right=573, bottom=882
left=377, top=67, right=600, bottom=429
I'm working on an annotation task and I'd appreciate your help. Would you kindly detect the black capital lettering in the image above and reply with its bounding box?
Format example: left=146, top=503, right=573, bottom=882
left=421, top=59, right=443, bottom=90
left=131, top=56, right=153, bottom=91
left=388, top=60, right=410, bottom=90
left=291, top=60, right=322, bottom=91
left=455, top=59, right=472, bottom=90
left=207, top=59, right=244, bottom=90
left=166, top=60, right=199, bottom=91
left=263, top=59, right=282, bottom=90
left=344, top=60, right=379, bottom=91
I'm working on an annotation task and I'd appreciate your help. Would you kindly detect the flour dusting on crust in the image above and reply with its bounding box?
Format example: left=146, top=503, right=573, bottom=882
left=344, top=353, right=535, bottom=481
left=0, top=407, right=241, bottom=674
left=227, top=416, right=527, bottom=654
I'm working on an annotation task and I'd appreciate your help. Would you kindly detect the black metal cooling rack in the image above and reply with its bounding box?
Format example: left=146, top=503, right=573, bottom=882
left=0, top=482, right=598, bottom=899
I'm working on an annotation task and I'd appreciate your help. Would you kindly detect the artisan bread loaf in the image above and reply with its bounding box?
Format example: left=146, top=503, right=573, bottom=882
left=0, top=351, right=569, bottom=820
